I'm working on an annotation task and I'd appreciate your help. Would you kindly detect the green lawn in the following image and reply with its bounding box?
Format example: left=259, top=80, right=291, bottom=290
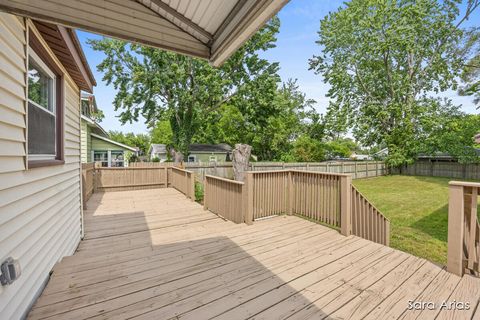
left=353, top=175, right=458, bottom=265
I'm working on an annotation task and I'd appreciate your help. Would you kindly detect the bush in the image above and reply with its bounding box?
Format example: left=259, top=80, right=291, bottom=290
left=195, top=181, right=204, bottom=203
left=152, top=157, right=160, bottom=162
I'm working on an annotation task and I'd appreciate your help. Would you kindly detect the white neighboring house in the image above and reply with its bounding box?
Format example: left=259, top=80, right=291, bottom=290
left=149, top=144, right=169, bottom=162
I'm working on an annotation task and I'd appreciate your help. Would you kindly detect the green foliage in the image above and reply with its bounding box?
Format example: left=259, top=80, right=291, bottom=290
left=90, top=109, right=105, bottom=123
left=124, top=151, right=139, bottom=163
left=150, top=120, right=173, bottom=145
left=286, top=135, right=326, bottom=162
left=195, top=79, right=316, bottom=161
left=459, top=27, right=480, bottom=107
left=310, top=0, right=471, bottom=167
left=89, top=17, right=281, bottom=160
left=325, top=138, right=358, bottom=159
left=108, top=131, right=150, bottom=155
left=422, top=113, right=480, bottom=163
left=195, top=181, right=204, bottom=203
left=151, top=157, right=160, bottom=163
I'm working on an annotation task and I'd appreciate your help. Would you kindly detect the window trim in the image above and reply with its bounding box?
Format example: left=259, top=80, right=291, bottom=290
left=27, top=28, right=65, bottom=169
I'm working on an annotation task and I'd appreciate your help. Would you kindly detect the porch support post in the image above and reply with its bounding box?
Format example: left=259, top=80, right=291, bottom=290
left=447, top=183, right=465, bottom=276
left=340, top=175, right=352, bottom=236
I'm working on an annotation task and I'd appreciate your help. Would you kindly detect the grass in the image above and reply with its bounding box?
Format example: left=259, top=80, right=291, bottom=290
left=353, top=175, right=462, bottom=265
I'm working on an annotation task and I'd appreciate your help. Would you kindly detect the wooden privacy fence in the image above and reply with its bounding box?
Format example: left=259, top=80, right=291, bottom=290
left=394, top=161, right=480, bottom=179
left=203, top=175, right=245, bottom=223
left=170, top=167, right=195, bottom=200
left=203, top=169, right=390, bottom=245
left=81, top=163, right=95, bottom=208
left=129, top=161, right=387, bottom=180
left=447, top=181, right=480, bottom=277
left=351, top=185, right=390, bottom=245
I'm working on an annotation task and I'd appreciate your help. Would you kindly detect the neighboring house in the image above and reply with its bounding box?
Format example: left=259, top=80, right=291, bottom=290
left=0, top=16, right=96, bottom=319
left=372, top=147, right=389, bottom=160
left=187, top=144, right=232, bottom=162
left=350, top=152, right=372, bottom=161
left=149, top=144, right=168, bottom=162
left=80, top=93, right=137, bottom=167
left=148, top=143, right=232, bottom=162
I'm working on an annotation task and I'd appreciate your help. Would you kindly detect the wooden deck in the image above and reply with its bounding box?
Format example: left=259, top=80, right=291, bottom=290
left=28, top=188, right=480, bottom=320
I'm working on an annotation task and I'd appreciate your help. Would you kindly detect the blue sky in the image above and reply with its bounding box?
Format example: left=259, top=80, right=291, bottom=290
left=76, top=0, right=480, bottom=134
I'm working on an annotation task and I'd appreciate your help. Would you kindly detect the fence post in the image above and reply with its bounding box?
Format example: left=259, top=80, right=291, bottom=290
left=375, top=161, right=378, bottom=176
left=244, top=172, right=254, bottom=225
left=447, top=183, right=465, bottom=276
left=354, top=162, right=358, bottom=179
left=287, top=171, right=293, bottom=215
left=340, top=175, right=352, bottom=236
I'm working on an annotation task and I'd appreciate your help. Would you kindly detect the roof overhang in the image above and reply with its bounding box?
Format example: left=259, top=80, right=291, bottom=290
left=0, top=0, right=289, bottom=67
left=33, top=21, right=96, bottom=92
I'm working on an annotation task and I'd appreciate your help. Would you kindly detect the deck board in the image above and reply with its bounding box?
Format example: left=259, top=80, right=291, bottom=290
left=27, top=188, right=480, bottom=320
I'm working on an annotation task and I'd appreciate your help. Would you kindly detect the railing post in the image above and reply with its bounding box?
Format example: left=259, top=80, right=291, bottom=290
left=164, top=167, right=168, bottom=188
left=189, top=173, right=195, bottom=201
left=447, top=183, right=465, bottom=276
left=203, top=177, right=208, bottom=210
left=244, top=172, right=254, bottom=225
left=287, top=171, right=293, bottom=215
left=340, top=175, right=352, bottom=236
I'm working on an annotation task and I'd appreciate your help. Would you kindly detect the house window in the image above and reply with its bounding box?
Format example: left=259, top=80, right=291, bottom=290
left=188, top=155, right=196, bottom=162
left=111, top=151, right=124, bottom=167
left=93, top=151, right=108, bottom=167
left=27, top=29, right=64, bottom=168
left=28, top=50, right=56, bottom=160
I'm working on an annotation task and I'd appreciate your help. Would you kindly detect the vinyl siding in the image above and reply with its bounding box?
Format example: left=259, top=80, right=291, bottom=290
left=80, top=119, right=92, bottom=163
left=91, top=136, right=132, bottom=152
left=0, top=14, right=82, bottom=320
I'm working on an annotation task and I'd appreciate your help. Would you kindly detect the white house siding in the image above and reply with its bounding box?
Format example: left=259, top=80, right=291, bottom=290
left=0, top=14, right=82, bottom=320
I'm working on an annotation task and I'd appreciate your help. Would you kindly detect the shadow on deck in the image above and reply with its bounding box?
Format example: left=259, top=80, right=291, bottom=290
left=28, top=188, right=480, bottom=320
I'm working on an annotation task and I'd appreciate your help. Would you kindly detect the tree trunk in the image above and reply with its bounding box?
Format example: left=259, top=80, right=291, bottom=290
left=169, top=148, right=183, bottom=163
left=232, top=144, right=252, bottom=181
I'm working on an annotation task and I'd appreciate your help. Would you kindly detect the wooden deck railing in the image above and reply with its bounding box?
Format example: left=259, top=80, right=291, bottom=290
left=95, top=166, right=168, bottom=192
left=291, top=171, right=343, bottom=227
left=249, top=171, right=290, bottom=219
left=81, top=163, right=95, bottom=208
left=170, top=167, right=195, bottom=200
left=447, top=181, right=480, bottom=277
left=202, top=169, right=389, bottom=245
left=351, top=185, right=390, bottom=245
left=204, top=175, right=245, bottom=223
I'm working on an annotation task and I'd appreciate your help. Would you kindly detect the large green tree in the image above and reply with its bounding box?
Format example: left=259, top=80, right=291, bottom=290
left=459, top=26, right=480, bottom=107
left=194, top=79, right=316, bottom=160
left=89, top=18, right=280, bottom=161
left=310, top=0, right=478, bottom=166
